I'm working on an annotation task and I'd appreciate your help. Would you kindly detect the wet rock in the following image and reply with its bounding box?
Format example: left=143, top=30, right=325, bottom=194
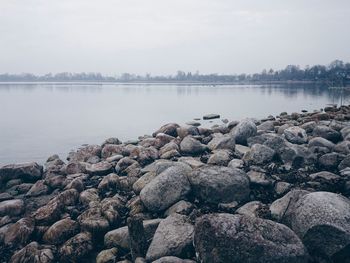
left=10, top=242, right=56, bottom=263
left=247, top=171, right=273, bottom=187
left=194, top=213, right=308, bottom=263
left=274, top=182, right=292, bottom=196
left=4, top=217, right=35, bottom=245
left=180, top=136, right=207, bottom=155
left=86, top=161, right=113, bottom=175
left=188, top=166, right=250, bottom=204
left=96, top=248, right=119, bottom=263
left=301, top=121, right=317, bottom=133
left=132, top=172, right=157, bottom=194
left=178, top=157, right=204, bottom=169
left=102, top=137, right=122, bottom=147
left=129, top=146, right=159, bottom=166
left=243, top=144, right=275, bottom=165
left=287, top=192, right=350, bottom=262
left=318, top=152, right=343, bottom=169
left=207, top=150, right=231, bottom=166
left=140, top=165, right=191, bottom=212
left=334, top=140, right=350, bottom=154
left=284, top=126, right=308, bottom=144
left=146, top=214, right=194, bottom=261
left=152, top=257, right=196, bottom=263
left=64, top=177, right=85, bottom=192
left=207, top=134, right=235, bottom=151
left=64, top=161, right=86, bottom=175
left=231, top=119, right=257, bottom=145
left=0, top=162, right=43, bottom=183
left=78, top=205, right=110, bottom=234
left=43, top=217, right=79, bottom=245
left=33, top=199, right=63, bottom=225
left=338, top=154, right=350, bottom=170
left=104, top=218, right=162, bottom=249
left=0, top=199, right=24, bottom=217
left=313, top=125, right=341, bottom=143
left=0, top=192, right=13, bottom=201
left=59, top=232, right=93, bottom=262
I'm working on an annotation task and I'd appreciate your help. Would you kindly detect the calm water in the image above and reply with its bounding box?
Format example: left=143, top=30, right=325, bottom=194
left=0, top=83, right=348, bottom=165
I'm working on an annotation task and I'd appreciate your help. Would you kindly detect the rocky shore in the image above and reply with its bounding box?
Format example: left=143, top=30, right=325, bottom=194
left=1, top=105, right=350, bottom=262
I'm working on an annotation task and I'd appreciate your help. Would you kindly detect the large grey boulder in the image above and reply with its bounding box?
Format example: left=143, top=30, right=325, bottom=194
left=243, top=144, right=275, bottom=165
left=146, top=214, right=194, bottom=261
left=140, top=165, right=192, bottom=212
left=180, top=136, right=207, bottom=155
left=188, top=166, right=249, bottom=204
left=231, top=119, right=257, bottom=145
left=283, top=126, right=308, bottom=144
left=287, top=192, right=350, bottom=262
left=194, top=213, right=308, bottom=263
left=207, top=134, right=235, bottom=151
left=0, top=162, right=43, bottom=183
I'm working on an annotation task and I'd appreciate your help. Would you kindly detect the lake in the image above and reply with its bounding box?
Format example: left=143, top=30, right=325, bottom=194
left=0, top=82, right=347, bottom=165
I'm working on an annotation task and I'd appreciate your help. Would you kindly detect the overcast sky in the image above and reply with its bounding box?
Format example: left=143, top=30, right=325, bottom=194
left=0, top=0, right=350, bottom=75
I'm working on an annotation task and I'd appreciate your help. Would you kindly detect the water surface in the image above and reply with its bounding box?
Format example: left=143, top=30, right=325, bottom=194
left=0, top=83, right=347, bottom=165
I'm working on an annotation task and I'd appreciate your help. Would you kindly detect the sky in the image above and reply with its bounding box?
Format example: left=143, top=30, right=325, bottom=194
left=0, top=0, right=350, bottom=75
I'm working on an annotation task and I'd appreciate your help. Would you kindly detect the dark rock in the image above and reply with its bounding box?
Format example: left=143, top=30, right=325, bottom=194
left=284, top=126, right=308, bottom=144
left=43, top=217, right=79, bottom=245
left=153, top=123, right=180, bottom=137
left=85, top=161, right=113, bottom=175
left=68, top=145, right=102, bottom=162
left=203, top=114, right=220, bottom=120
left=0, top=199, right=24, bottom=217
left=146, top=214, right=194, bottom=261
left=0, top=162, right=43, bottom=183
left=188, top=166, right=250, bottom=204
left=231, top=119, right=257, bottom=145
left=10, top=241, right=56, bottom=263
left=194, top=213, right=308, bottom=263
left=59, top=232, right=93, bottom=262
left=4, top=217, right=35, bottom=245
left=312, top=125, right=341, bottom=143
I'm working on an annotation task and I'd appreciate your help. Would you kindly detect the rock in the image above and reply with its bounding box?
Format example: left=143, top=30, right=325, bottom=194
left=33, top=198, right=63, bottom=225
left=146, top=214, right=194, bottom=261
left=140, top=165, right=192, bottom=212
left=318, top=152, right=343, bottom=169
left=102, top=137, right=122, bottom=147
left=287, top=192, right=350, bottom=262
left=334, top=140, right=350, bottom=154
left=152, top=257, right=196, bottom=263
left=178, top=157, right=204, bottom=169
left=10, top=242, right=55, bottom=263
left=132, top=172, right=156, bottom=194
left=308, top=137, right=335, bottom=150
left=236, top=201, right=269, bottom=218
left=188, top=166, right=250, bottom=204
left=153, top=123, right=180, bottom=137
left=105, top=218, right=162, bottom=249
left=80, top=188, right=100, bottom=206
left=243, top=144, right=275, bottom=165
left=283, top=126, right=308, bottom=144
left=43, top=217, right=79, bottom=245
left=26, top=180, right=49, bottom=197
left=247, top=171, right=273, bottom=186
left=0, top=192, right=13, bottom=201
left=4, top=217, right=35, bottom=245
left=101, top=144, right=124, bottom=159
left=67, top=144, right=102, bottom=162
left=269, top=189, right=310, bottom=222
left=129, top=146, right=159, bottom=166
left=203, top=114, right=220, bottom=120
left=86, top=161, right=113, bottom=175
left=207, top=150, right=231, bottom=166
left=312, top=125, right=341, bottom=143
left=227, top=158, right=244, bottom=169
left=96, top=248, right=119, bottom=263
left=180, top=136, right=207, bottom=155
left=309, top=171, right=341, bottom=182
left=106, top=154, right=124, bottom=163
left=164, top=200, right=194, bottom=216
left=0, top=162, right=43, bottom=183
left=78, top=205, right=110, bottom=235
left=0, top=199, right=24, bottom=216
left=231, top=119, right=257, bottom=145
left=274, top=182, right=292, bottom=196
left=98, top=173, right=120, bottom=193
left=257, top=120, right=275, bottom=131
left=234, top=144, right=250, bottom=157
left=338, top=154, right=350, bottom=170
left=64, top=177, right=84, bottom=192
left=59, top=232, right=93, bottom=262
left=207, top=134, right=235, bottom=151
left=194, top=213, right=308, bottom=263
left=301, top=121, right=317, bottom=133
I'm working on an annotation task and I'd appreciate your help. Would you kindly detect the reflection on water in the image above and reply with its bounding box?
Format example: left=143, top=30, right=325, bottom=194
left=0, top=83, right=348, bottom=164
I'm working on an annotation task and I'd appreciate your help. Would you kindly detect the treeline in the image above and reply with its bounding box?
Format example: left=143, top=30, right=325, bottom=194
left=1, top=60, right=349, bottom=86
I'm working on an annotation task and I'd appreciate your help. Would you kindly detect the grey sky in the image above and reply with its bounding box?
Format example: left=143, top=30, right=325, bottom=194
left=0, top=0, right=349, bottom=75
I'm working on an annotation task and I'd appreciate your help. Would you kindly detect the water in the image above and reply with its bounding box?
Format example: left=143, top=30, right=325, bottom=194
left=0, top=82, right=348, bottom=165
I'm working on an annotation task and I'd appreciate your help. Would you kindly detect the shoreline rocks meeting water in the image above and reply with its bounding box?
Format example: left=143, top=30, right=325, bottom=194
left=1, top=105, right=350, bottom=262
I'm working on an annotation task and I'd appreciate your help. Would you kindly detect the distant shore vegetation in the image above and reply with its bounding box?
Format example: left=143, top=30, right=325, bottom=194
left=1, top=60, right=349, bottom=86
